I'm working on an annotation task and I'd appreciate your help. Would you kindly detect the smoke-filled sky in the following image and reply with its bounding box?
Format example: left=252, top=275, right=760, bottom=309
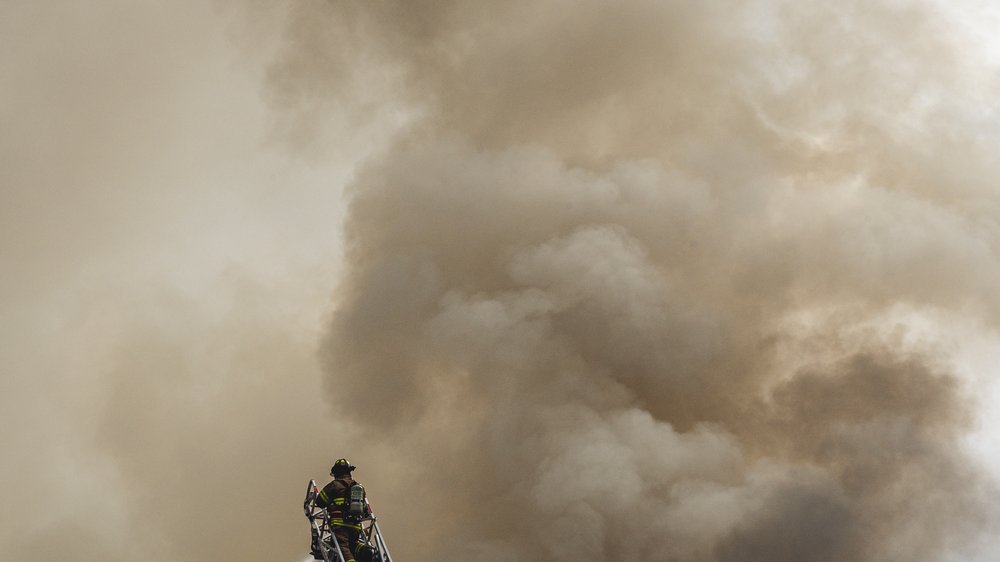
left=4, top=1, right=1000, bottom=561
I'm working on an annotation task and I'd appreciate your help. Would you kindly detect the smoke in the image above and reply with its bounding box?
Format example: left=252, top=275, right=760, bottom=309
left=262, top=0, right=1000, bottom=560
left=0, top=2, right=363, bottom=561
left=4, top=1, right=1000, bottom=561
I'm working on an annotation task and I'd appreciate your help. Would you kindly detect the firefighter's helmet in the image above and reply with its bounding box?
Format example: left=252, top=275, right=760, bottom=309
left=331, top=458, right=357, bottom=476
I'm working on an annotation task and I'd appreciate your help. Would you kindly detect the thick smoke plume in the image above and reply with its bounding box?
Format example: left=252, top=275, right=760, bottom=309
left=265, top=1, right=1000, bottom=560
left=3, top=1, right=1000, bottom=561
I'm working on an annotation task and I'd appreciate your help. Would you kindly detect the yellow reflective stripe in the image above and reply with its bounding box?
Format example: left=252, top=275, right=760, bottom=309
left=332, top=498, right=346, bottom=505
left=319, top=490, right=329, bottom=502
left=330, top=518, right=362, bottom=530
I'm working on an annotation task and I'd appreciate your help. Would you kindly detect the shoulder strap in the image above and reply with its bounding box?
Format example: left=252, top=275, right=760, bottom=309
left=335, top=478, right=353, bottom=498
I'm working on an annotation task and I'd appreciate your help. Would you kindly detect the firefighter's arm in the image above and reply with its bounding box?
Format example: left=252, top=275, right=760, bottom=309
left=315, top=482, right=334, bottom=508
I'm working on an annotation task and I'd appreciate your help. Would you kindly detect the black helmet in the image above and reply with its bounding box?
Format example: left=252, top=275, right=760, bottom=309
left=331, top=458, right=357, bottom=476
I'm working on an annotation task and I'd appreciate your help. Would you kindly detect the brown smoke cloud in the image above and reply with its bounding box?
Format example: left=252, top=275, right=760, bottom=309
left=4, top=1, right=1000, bottom=561
left=262, top=0, right=1000, bottom=560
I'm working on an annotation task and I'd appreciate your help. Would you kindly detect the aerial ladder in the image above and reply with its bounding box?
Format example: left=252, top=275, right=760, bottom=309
left=304, top=479, right=395, bottom=562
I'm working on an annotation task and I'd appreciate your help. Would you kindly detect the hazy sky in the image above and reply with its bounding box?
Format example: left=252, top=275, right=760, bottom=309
left=1, top=2, right=369, bottom=560
left=3, top=2, right=1000, bottom=561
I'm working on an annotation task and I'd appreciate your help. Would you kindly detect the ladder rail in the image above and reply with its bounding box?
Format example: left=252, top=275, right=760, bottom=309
left=305, top=479, right=346, bottom=562
left=363, top=498, right=394, bottom=562
left=371, top=519, right=393, bottom=562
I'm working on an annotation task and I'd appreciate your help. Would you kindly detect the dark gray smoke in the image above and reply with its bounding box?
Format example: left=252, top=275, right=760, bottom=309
left=263, top=1, right=1000, bottom=560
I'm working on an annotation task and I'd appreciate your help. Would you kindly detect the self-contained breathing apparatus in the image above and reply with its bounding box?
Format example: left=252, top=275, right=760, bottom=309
left=348, top=482, right=366, bottom=520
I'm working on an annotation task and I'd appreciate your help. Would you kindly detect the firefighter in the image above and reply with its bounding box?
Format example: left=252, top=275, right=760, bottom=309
left=315, top=458, right=371, bottom=562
